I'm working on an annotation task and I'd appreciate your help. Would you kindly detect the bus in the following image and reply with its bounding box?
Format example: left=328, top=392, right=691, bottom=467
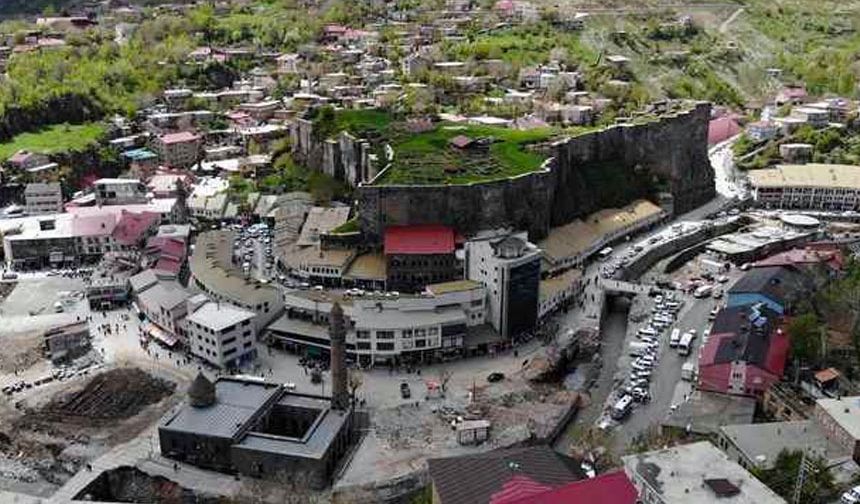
left=611, top=395, right=634, bottom=420
left=598, top=247, right=613, bottom=261
left=678, top=332, right=695, bottom=356
left=693, top=285, right=713, bottom=298
left=669, top=328, right=681, bottom=348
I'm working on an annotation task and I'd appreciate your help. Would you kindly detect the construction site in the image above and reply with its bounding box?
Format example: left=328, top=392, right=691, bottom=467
left=0, top=367, right=178, bottom=497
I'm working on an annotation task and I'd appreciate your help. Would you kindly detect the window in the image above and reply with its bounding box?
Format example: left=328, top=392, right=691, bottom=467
left=243, top=330, right=252, bottom=338
left=402, top=339, right=413, bottom=349
left=357, top=330, right=370, bottom=340
left=244, top=341, right=253, bottom=348
left=428, top=327, right=439, bottom=336
left=415, top=339, right=426, bottom=348
left=377, top=331, right=395, bottom=340
left=357, top=342, right=371, bottom=350
left=415, top=328, right=426, bottom=337
left=223, top=337, right=237, bottom=346
left=402, top=329, right=413, bottom=338
left=428, top=337, right=439, bottom=347
left=224, top=348, right=237, bottom=356
left=376, top=342, right=394, bottom=351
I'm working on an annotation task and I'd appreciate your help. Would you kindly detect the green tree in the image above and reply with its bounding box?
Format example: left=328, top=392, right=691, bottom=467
left=787, top=313, right=824, bottom=365
left=754, top=450, right=837, bottom=504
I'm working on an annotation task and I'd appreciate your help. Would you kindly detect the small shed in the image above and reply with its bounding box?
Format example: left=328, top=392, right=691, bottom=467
left=457, top=419, right=491, bottom=445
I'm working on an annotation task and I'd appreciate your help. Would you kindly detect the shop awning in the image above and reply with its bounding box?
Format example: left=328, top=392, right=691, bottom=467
left=145, top=322, right=178, bottom=348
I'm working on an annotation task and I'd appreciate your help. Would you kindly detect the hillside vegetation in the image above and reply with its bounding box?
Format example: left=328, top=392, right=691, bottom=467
left=0, top=1, right=859, bottom=141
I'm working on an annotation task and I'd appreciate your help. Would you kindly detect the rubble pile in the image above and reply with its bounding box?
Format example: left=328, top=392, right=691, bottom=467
left=41, top=367, right=175, bottom=420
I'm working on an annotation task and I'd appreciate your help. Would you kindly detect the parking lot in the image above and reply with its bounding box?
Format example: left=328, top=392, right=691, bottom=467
left=227, top=222, right=275, bottom=281
left=596, top=251, right=745, bottom=446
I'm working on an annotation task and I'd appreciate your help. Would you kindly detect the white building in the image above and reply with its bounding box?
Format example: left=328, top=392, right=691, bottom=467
left=465, top=232, right=541, bottom=339
left=94, top=178, right=148, bottom=206
left=185, top=294, right=257, bottom=369
left=268, top=280, right=492, bottom=366
left=24, top=182, right=63, bottom=215
left=623, top=441, right=785, bottom=503
left=748, top=163, right=860, bottom=211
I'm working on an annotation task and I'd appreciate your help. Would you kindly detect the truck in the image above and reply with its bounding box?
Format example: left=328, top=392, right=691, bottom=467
left=693, top=284, right=713, bottom=298
left=678, top=332, right=695, bottom=356
left=681, top=362, right=696, bottom=381
left=669, top=328, right=681, bottom=348
left=611, top=394, right=634, bottom=420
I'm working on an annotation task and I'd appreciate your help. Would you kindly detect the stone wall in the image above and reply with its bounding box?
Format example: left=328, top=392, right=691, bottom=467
left=358, top=163, right=556, bottom=242
left=551, top=102, right=714, bottom=224
left=357, top=102, right=715, bottom=242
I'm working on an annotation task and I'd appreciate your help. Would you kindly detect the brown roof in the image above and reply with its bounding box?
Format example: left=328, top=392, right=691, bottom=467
left=427, top=445, right=583, bottom=504
left=815, top=367, right=840, bottom=383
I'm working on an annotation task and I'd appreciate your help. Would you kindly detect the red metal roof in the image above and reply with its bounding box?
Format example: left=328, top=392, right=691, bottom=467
left=384, top=225, right=455, bottom=255
left=160, top=131, right=200, bottom=145
left=504, top=471, right=638, bottom=504
left=708, top=117, right=741, bottom=145
left=112, top=211, right=160, bottom=246
left=490, top=475, right=553, bottom=504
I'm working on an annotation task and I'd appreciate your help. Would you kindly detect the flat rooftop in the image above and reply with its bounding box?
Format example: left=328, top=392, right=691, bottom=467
left=425, top=279, right=482, bottom=295
left=720, top=420, right=846, bottom=468
left=816, top=396, right=860, bottom=440
left=187, top=301, right=255, bottom=331
left=622, top=441, right=785, bottom=503
left=540, top=199, right=664, bottom=262
left=748, top=163, right=860, bottom=189
left=662, top=390, right=755, bottom=435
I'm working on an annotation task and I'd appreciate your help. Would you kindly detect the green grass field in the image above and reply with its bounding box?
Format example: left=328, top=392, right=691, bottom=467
left=375, top=124, right=556, bottom=185
left=0, top=123, right=106, bottom=161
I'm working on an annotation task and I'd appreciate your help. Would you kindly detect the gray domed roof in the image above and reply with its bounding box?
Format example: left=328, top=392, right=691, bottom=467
left=188, top=372, right=216, bottom=408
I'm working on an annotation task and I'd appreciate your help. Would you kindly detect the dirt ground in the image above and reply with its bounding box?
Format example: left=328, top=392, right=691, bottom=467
left=0, top=331, right=43, bottom=373
left=0, top=367, right=178, bottom=497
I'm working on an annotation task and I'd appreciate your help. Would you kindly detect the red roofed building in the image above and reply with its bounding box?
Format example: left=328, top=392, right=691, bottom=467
left=152, top=131, right=202, bottom=168
left=384, top=225, right=458, bottom=292
left=708, top=116, right=741, bottom=145
left=503, top=471, right=638, bottom=504
left=144, top=235, right=188, bottom=276
left=698, top=303, right=789, bottom=398
left=754, top=245, right=844, bottom=278
left=112, top=211, right=160, bottom=248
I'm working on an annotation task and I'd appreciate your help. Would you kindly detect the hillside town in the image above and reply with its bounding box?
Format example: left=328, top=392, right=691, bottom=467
left=2, top=0, right=860, bottom=503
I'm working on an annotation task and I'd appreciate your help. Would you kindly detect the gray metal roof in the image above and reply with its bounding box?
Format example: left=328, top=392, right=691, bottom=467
left=161, top=378, right=281, bottom=439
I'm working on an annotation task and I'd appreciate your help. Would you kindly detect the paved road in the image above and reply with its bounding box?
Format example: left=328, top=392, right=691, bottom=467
left=612, top=294, right=715, bottom=448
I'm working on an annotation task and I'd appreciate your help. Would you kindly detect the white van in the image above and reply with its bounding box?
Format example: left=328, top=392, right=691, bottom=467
left=669, top=328, right=681, bottom=348
left=611, top=395, right=634, bottom=420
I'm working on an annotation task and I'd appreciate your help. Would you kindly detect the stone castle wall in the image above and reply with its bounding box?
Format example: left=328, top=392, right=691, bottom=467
left=357, top=102, right=715, bottom=242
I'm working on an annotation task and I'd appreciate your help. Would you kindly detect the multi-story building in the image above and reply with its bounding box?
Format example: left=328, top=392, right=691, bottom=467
left=267, top=280, right=494, bottom=366
left=93, top=178, right=148, bottom=206
left=539, top=199, right=666, bottom=274
left=152, top=131, right=202, bottom=168
left=623, top=441, right=785, bottom=503
left=384, top=224, right=459, bottom=293
left=130, top=269, right=192, bottom=347
left=24, top=182, right=63, bottom=215
left=749, top=163, right=860, bottom=211
left=814, top=396, right=860, bottom=464
left=466, top=232, right=541, bottom=339
left=697, top=304, right=789, bottom=398
left=185, top=294, right=257, bottom=369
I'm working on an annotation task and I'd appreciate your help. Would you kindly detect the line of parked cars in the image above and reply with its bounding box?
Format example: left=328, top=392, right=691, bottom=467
left=609, top=291, right=685, bottom=421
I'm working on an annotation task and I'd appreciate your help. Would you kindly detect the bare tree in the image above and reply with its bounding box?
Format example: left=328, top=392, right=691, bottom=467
left=348, top=369, right=363, bottom=404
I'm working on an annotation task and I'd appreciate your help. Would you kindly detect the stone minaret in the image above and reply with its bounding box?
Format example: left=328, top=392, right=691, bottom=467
left=329, top=302, right=349, bottom=410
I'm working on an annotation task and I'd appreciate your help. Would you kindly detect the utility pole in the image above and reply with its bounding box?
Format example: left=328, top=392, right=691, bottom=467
left=792, top=451, right=815, bottom=504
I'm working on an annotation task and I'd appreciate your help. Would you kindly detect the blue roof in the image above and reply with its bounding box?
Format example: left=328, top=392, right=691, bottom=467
left=122, top=148, right=157, bottom=161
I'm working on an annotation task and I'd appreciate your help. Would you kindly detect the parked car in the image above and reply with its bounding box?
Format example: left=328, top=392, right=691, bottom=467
left=487, top=372, right=505, bottom=383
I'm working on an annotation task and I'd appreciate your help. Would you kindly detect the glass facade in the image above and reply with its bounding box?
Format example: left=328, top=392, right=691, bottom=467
left=505, top=259, right=540, bottom=337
